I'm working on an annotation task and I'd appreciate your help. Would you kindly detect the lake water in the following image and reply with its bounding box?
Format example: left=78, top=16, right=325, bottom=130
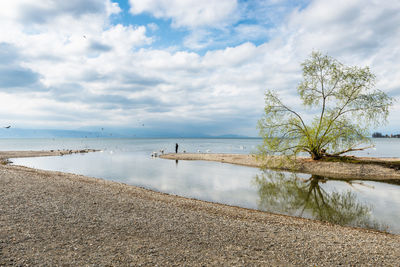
left=6, top=138, right=400, bottom=234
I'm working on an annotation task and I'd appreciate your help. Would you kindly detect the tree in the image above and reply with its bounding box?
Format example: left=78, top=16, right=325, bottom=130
left=258, top=51, right=393, bottom=160
left=372, top=132, right=383, bottom=138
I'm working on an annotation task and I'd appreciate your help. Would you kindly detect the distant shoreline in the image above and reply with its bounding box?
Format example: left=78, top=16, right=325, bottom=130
left=160, top=153, right=400, bottom=180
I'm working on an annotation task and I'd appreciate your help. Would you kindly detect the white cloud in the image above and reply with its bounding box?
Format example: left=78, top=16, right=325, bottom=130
left=106, top=0, right=122, bottom=15
left=183, top=29, right=214, bottom=50
left=0, top=0, right=120, bottom=25
left=147, top=22, right=159, bottom=31
left=278, top=0, right=400, bottom=131
left=129, top=0, right=238, bottom=28
left=234, top=24, right=270, bottom=41
left=0, top=0, right=400, bottom=136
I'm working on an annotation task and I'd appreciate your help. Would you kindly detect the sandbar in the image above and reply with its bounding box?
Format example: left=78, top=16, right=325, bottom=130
left=161, top=153, right=400, bottom=180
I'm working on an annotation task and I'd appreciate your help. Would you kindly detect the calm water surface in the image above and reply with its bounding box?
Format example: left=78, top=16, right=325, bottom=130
left=7, top=138, right=400, bottom=234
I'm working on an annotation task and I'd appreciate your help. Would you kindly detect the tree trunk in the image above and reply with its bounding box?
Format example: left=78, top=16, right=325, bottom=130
left=310, top=150, right=323, bottom=160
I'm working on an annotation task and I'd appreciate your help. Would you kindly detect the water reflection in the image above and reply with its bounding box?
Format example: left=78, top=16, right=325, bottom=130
left=253, top=171, right=386, bottom=231
left=10, top=141, right=400, bottom=234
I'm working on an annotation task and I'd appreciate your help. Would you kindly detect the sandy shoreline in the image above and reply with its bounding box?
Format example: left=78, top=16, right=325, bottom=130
left=161, top=153, right=400, bottom=180
left=0, top=149, right=98, bottom=161
left=1, top=151, right=400, bottom=265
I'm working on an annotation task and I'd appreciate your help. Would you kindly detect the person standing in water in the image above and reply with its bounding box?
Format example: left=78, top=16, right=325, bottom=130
left=175, top=143, right=179, bottom=153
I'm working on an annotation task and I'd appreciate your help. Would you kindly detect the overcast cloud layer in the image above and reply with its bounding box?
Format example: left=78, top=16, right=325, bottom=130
left=0, top=0, right=399, bottom=136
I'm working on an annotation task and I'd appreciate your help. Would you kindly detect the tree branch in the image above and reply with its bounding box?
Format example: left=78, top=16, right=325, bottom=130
left=327, top=145, right=374, bottom=157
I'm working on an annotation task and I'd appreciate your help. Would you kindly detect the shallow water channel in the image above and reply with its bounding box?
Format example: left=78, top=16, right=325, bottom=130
left=11, top=140, right=400, bottom=234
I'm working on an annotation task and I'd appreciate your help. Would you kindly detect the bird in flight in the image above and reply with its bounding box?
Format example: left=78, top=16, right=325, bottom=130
left=4, top=126, right=11, bottom=129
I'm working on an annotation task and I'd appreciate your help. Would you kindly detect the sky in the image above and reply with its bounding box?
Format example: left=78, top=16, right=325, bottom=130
left=0, top=0, right=399, bottom=137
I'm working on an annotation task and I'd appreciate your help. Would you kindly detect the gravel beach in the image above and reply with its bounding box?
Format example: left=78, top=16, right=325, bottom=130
left=1, top=151, right=399, bottom=266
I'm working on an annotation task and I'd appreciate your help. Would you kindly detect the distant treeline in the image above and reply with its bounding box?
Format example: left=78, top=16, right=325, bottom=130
left=372, top=132, right=400, bottom=138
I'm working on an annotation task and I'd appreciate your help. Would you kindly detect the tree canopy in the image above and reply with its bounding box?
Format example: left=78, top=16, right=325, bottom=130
left=258, top=51, right=393, bottom=160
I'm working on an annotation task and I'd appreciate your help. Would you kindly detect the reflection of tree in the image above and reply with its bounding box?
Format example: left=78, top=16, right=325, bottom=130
left=253, top=171, right=384, bottom=230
